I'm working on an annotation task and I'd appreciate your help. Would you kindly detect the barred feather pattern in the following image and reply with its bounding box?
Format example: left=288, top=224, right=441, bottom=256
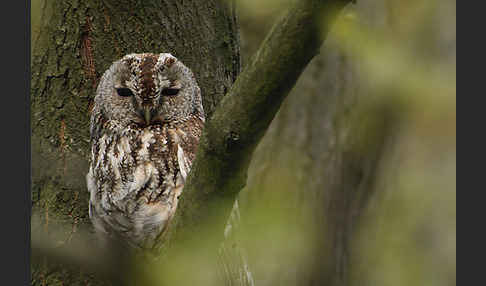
left=86, top=53, right=204, bottom=250
left=87, top=53, right=254, bottom=285
left=87, top=116, right=203, bottom=249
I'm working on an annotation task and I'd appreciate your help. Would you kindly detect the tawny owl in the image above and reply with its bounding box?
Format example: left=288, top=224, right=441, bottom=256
left=86, top=53, right=204, bottom=250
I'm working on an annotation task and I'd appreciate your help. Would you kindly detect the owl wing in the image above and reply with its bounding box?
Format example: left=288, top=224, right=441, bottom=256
left=171, top=116, right=254, bottom=285
left=172, top=114, right=205, bottom=180
left=153, top=114, right=205, bottom=241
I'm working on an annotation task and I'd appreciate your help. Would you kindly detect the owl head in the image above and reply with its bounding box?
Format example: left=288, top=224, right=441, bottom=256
left=93, top=53, right=204, bottom=130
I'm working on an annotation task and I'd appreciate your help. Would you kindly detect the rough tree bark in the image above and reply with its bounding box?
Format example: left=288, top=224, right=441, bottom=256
left=31, top=0, right=240, bottom=285
left=31, top=0, right=355, bottom=285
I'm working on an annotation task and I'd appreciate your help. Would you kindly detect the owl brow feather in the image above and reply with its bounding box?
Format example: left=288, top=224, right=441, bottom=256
left=138, top=55, right=158, bottom=99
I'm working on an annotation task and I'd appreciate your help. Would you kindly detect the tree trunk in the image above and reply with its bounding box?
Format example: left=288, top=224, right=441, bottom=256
left=31, top=0, right=240, bottom=285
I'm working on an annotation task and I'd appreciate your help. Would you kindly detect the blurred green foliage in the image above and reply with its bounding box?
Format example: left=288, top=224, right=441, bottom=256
left=238, top=0, right=455, bottom=285
left=31, top=0, right=455, bottom=285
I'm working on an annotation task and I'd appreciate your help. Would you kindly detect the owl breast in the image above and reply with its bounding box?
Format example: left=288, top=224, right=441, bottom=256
left=87, top=117, right=203, bottom=249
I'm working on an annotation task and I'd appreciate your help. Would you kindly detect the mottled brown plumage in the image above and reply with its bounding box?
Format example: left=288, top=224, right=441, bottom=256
left=87, top=53, right=204, bottom=250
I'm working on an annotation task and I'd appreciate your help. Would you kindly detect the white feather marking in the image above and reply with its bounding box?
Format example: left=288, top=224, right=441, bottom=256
left=107, top=144, right=121, bottom=180
left=101, top=190, right=111, bottom=211
left=86, top=167, right=97, bottom=218
left=156, top=53, right=175, bottom=68
left=120, top=136, right=131, bottom=154
left=129, top=164, right=150, bottom=196
left=95, top=134, right=108, bottom=170
left=137, top=130, right=154, bottom=161
left=177, top=144, right=189, bottom=181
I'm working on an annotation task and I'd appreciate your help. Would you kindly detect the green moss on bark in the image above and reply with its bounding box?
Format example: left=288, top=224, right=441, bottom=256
left=169, top=0, right=352, bottom=246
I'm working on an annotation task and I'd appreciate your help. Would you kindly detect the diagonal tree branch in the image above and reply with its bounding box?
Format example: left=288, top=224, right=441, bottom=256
left=167, top=0, right=353, bottom=248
